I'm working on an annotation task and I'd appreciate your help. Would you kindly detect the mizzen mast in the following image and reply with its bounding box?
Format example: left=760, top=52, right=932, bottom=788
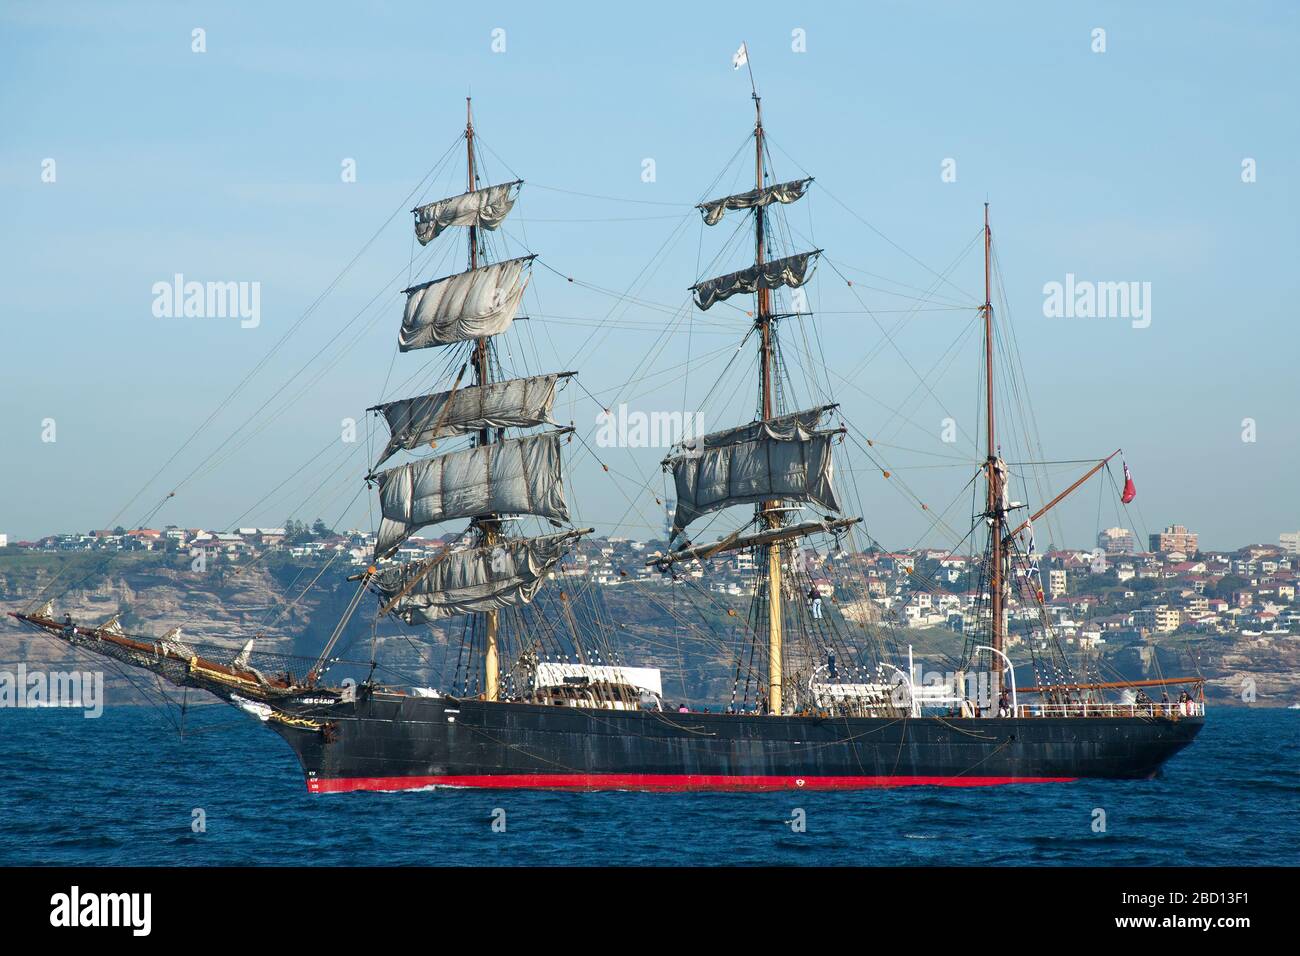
left=983, top=203, right=1005, bottom=702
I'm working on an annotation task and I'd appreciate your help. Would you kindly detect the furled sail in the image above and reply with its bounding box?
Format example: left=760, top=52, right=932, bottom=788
left=697, top=177, right=812, bottom=226
left=690, top=250, right=820, bottom=311
left=399, top=256, right=532, bottom=352
left=370, top=373, right=565, bottom=470
left=373, top=431, right=569, bottom=558
left=665, top=410, right=841, bottom=543
left=677, top=405, right=832, bottom=454
left=413, top=181, right=521, bottom=245
left=372, top=531, right=576, bottom=624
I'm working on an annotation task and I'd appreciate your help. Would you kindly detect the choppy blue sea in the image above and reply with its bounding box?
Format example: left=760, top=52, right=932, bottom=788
left=0, top=706, right=1295, bottom=866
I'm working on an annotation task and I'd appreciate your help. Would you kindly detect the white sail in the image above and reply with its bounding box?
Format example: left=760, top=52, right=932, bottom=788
left=414, top=181, right=521, bottom=245
left=666, top=421, right=841, bottom=543
left=371, top=373, right=564, bottom=469
left=372, top=532, right=576, bottom=623
left=691, top=250, right=820, bottom=311
left=697, top=177, right=811, bottom=226
left=399, top=257, right=532, bottom=352
left=373, top=432, right=569, bottom=558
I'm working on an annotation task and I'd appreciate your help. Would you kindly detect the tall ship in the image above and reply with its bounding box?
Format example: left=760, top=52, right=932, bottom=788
left=12, top=77, right=1204, bottom=791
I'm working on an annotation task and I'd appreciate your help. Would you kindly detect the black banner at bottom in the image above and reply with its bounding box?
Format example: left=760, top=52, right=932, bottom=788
left=1, top=865, right=1282, bottom=941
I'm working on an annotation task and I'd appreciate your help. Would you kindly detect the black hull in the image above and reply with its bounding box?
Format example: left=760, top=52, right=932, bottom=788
left=267, top=693, right=1204, bottom=792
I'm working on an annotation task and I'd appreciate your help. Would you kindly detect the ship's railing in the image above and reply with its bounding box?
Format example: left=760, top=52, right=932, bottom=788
left=1015, top=701, right=1204, bottom=718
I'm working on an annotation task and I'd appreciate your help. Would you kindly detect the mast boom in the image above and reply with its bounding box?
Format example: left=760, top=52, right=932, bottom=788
left=1004, top=450, right=1122, bottom=543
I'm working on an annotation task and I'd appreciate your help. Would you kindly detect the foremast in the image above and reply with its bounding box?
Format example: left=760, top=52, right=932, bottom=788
left=359, top=99, right=586, bottom=701
left=465, top=100, right=501, bottom=701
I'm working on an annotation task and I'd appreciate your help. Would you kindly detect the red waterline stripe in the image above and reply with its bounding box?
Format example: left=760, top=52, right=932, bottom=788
left=307, top=773, right=1077, bottom=793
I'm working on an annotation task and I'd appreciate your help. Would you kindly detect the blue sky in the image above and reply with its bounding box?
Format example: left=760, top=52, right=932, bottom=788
left=1, top=1, right=1296, bottom=552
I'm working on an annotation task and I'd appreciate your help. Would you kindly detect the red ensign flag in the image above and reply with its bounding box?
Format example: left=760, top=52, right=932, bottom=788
left=1120, top=460, right=1137, bottom=504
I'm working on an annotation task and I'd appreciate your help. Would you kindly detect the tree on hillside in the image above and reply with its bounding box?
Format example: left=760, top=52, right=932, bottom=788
left=1207, top=574, right=1248, bottom=601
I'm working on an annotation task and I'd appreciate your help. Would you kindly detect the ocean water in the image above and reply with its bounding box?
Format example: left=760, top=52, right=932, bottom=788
left=0, top=705, right=1295, bottom=866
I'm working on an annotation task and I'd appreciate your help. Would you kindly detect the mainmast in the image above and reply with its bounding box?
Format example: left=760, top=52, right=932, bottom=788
left=666, top=62, right=842, bottom=715
left=752, top=92, right=785, bottom=716
left=983, top=203, right=1004, bottom=700
left=466, top=97, right=501, bottom=702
